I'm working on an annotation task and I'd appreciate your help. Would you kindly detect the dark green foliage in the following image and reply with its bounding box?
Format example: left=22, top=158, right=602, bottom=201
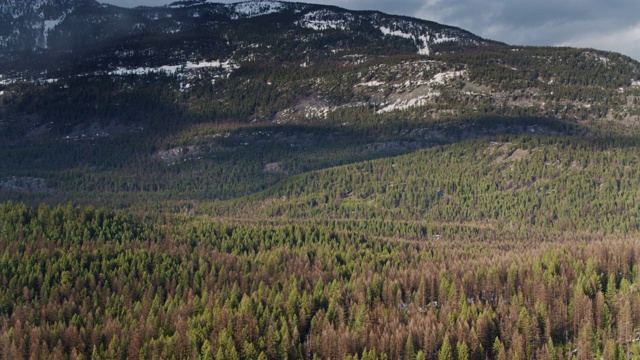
left=227, top=135, right=640, bottom=236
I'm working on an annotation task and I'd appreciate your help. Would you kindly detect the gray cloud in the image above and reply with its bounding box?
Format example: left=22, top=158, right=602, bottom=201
left=102, top=0, right=640, bottom=60
left=414, top=0, right=640, bottom=59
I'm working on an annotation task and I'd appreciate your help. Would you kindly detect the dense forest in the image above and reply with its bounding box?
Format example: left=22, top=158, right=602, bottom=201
left=3, top=56, right=640, bottom=359
left=3, top=1, right=640, bottom=359
left=1, top=202, right=640, bottom=359
left=3, top=131, right=640, bottom=359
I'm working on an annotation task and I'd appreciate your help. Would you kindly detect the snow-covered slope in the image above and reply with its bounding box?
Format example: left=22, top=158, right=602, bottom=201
left=291, top=6, right=488, bottom=55
left=228, top=0, right=290, bottom=19
left=0, top=0, right=99, bottom=50
left=296, top=9, right=354, bottom=31
left=0, top=0, right=494, bottom=55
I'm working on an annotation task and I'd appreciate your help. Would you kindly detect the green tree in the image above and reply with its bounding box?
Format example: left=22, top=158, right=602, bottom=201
left=456, top=341, right=469, bottom=360
left=216, top=329, right=240, bottom=360
left=404, top=335, right=415, bottom=360
left=438, top=335, right=454, bottom=360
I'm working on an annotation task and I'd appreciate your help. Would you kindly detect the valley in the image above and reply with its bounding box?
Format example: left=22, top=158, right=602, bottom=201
left=1, top=0, right=640, bottom=359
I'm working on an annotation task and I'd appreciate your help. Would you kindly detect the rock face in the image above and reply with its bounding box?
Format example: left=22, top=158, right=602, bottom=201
left=155, top=146, right=204, bottom=165
left=0, top=176, right=50, bottom=192
left=263, top=162, right=287, bottom=174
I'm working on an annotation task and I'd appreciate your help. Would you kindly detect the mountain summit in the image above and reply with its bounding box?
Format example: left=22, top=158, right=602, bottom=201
left=1, top=0, right=639, bottom=148
left=0, top=0, right=496, bottom=54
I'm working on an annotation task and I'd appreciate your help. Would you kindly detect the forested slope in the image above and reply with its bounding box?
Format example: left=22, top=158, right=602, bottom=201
left=235, top=135, right=640, bottom=235
left=1, top=202, right=640, bottom=359
left=2, top=1, right=640, bottom=359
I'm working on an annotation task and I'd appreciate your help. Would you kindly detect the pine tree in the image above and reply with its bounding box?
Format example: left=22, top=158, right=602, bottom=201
left=404, top=335, right=415, bottom=360
left=456, top=341, right=469, bottom=360
left=438, top=335, right=453, bottom=360
left=216, top=329, right=240, bottom=360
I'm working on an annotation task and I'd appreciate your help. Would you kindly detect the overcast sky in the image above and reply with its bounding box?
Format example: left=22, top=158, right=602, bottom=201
left=102, top=0, right=640, bottom=61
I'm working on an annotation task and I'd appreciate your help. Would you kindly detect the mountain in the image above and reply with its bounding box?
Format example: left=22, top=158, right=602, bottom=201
left=0, top=0, right=493, bottom=55
left=1, top=0, right=640, bottom=206
left=0, top=0, right=99, bottom=51
left=0, top=0, right=503, bottom=134
left=4, top=3, right=640, bottom=360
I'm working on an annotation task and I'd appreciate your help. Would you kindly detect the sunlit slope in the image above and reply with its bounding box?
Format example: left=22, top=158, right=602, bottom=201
left=225, top=135, right=640, bottom=235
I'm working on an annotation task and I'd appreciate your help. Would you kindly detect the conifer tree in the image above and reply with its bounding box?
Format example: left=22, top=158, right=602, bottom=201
left=438, top=335, right=453, bottom=360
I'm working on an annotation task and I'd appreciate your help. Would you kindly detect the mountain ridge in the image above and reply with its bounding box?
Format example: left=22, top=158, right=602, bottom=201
left=1, top=0, right=640, bottom=207
left=0, top=0, right=498, bottom=54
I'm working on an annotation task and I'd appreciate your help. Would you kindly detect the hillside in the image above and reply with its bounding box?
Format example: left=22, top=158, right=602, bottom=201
left=2, top=1, right=640, bottom=359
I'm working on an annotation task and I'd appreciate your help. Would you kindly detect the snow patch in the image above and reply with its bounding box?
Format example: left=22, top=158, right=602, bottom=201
left=297, top=10, right=352, bottom=31
left=167, top=1, right=205, bottom=8
left=379, top=26, right=413, bottom=40
left=185, top=60, right=236, bottom=70
left=305, top=106, right=333, bottom=119
left=631, top=80, right=640, bottom=87
left=109, top=60, right=238, bottom=76
left=432, top=35, right=457, bottom=44
left=43, top=14, right=65, bottom=48
left=110, top=65, right=181, bottom=76
left=298, top=102, right=367, bottom=119
left=144, top=12, right=173, bottom=20
left=0, top=76, right=16, bottom=85
left=229, top=1, right=287, bottom=19
left=379, top=27, right=433, bottom=55
left=374, top=69, right=466, bottom=114
left=299, top=19, right=346, bottom=31
left=377, top=93, right=439, bottom=114
left=357, top=81, right=385, bottom=87
left=430, top=70, right=467, bottom=85
left=417, top=35, right=430, bottom=55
